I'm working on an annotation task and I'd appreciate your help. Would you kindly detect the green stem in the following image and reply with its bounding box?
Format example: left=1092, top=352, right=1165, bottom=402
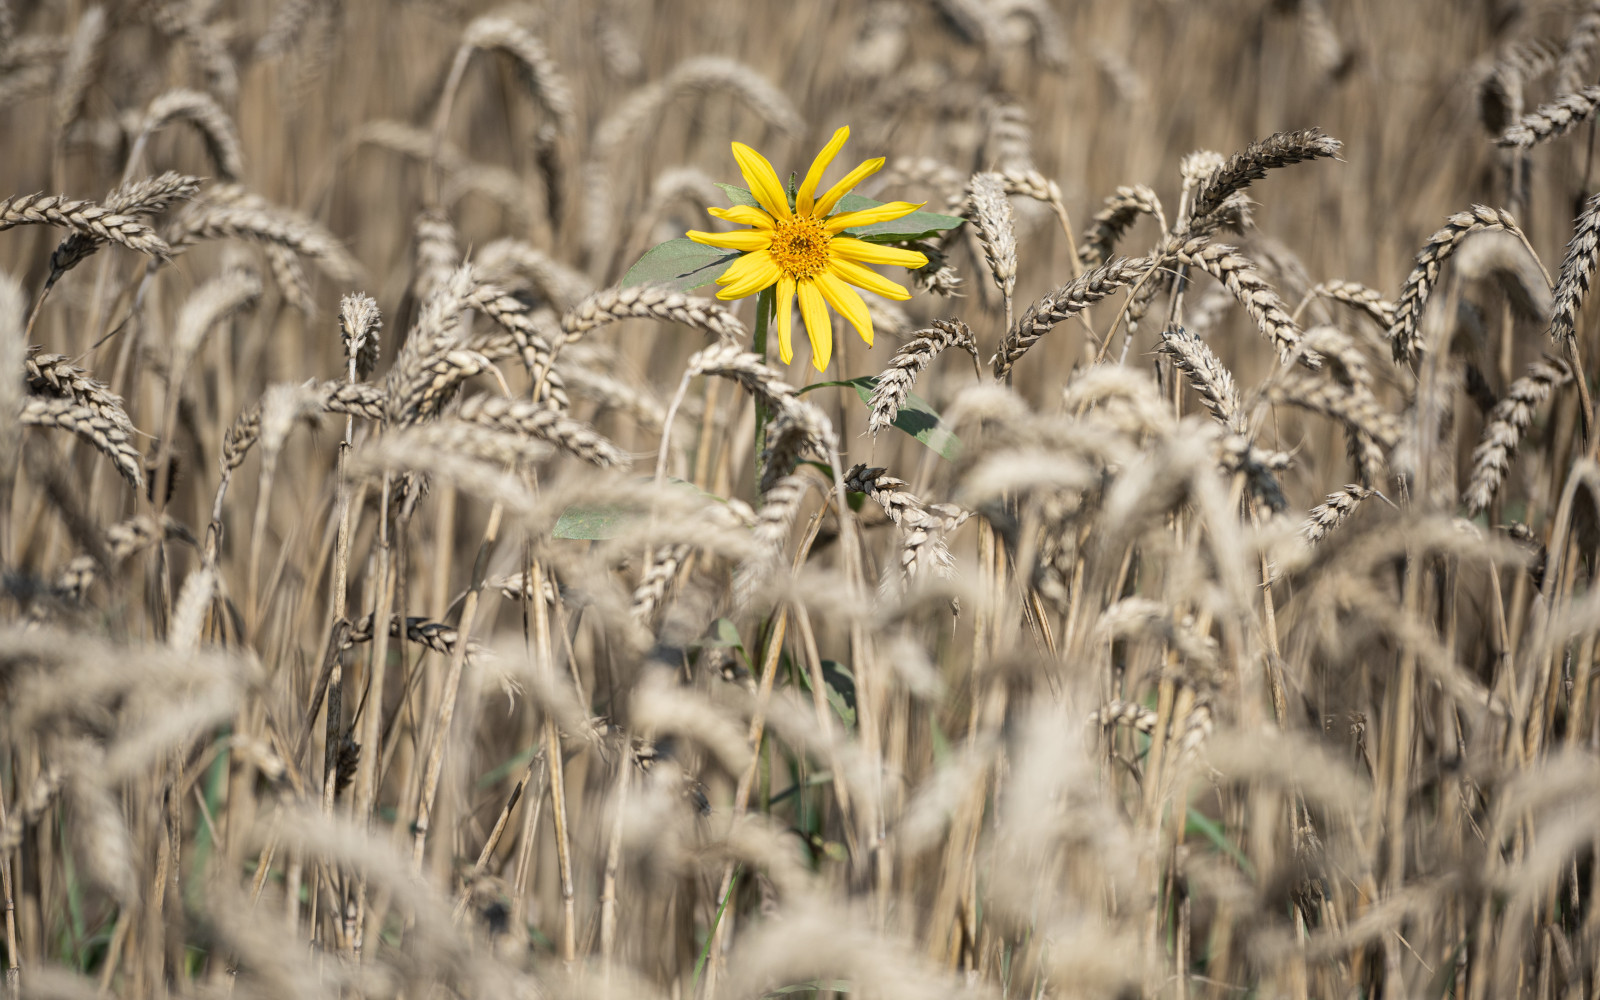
left=752, top=286, right=776, bottom=478
left=692, top=864, right=740, bottom=992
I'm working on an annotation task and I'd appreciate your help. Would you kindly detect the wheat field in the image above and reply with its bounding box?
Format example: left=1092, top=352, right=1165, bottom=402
left=7, top=1, right=1600, bottom=998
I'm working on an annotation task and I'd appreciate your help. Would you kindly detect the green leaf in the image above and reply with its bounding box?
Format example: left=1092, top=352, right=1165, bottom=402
left=552, top=502, right=635, bottom=540
left=714, top=183, right=762, bottom=209
left=802, top=377, right=960, bottom=461
left=767, top=981, right=852, bottom=997
left=833, top=192, right=965, bottom=244
left=1184, top=808, right=1256, bottom=879
left=709, top=185, right=963, bottom=244
left=621, top=238, right=739, bottom=293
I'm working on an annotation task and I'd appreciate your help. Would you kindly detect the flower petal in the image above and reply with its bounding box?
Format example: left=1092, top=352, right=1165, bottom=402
left=815, top=269, right=874, bottom=348
left=796, top=278, right=833, bottom=371
left=774, top=274, right=796, bottom=365
left=731, top=142, right=791, bottom=221
left=814, top=156, right=886, bottom=216
left=687, top=229, right=774, bottom=251
left=828, top=237, right=929, bottom=269
left=825, top=200, right=923, bottom=234
left=826, top=257, right=913, bottom=301
left=797, top=127, right=850, bottom=216
left=714, top=251, right=782, bottom=300
left=709, top=205, right=776, bottom=229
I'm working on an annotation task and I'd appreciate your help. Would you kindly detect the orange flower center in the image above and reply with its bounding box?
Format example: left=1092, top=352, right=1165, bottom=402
left=769, top=214, right=831, bottom=279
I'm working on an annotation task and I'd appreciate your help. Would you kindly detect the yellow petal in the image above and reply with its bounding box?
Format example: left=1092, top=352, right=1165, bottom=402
left=814, top=156, right=885, bottom=216
left=825, top=200, right=922, bottom=234
left=815, top=269, right=874, bottom=348
left=774, top=274, right=796, bottom=365
left=708, top=205, right=777, bottom=228
left=687, top=229, right=774, bottom=251
left=731, top=142, right=791, bottom=221
left=714, top=251, right=782, bottom=300
left=797, top=127, right=850, bottom=216
left=828, top=236, right=928, bottom=269
left=796, top=278, right=833, bottom=371
left=826, top=257, right=913, bottom=301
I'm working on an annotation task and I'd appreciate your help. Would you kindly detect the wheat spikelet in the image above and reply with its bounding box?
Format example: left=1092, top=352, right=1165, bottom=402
left=561, top=285, right=747, bottom=344
left=1559, top=3, right=1600, bottom=92
left=461, top=16, right=576, bottom=135
left=146, top=2, right=237, bottom=102
left=464, top=280, right=567, bottom=408
left=262, top=244, right=312, bottom=310
left=413, top=209, right=459, bottom=304
left=983, top=101, right=1035, bottom=172
left=348, top=613, right=487, bottom=662
left=476, top=237, right=594, bottom=311
left=1088, top=699, right=1160, bottom=733
left=48, top=173, right=201, bottom=286
left=631, top=543, right=693, bottom=626
left=0, top=192, right=171, bottom=257
left=759, top=400, right=836, bottom=492
left=687, top=342, right=800, bottom=418
left=1270, top=373, right=1402, bottom=449
left=26, top=351, right=134, bottom=435
left=0, top=271, right=21, bottom=471
left=338, top=293, right=382, bottom=380
left=1497, top=86, right=1600, bottom=148
left=0, top=63, right=56, bottom=107
left=1551, top=193, right=1600, bottom=348
left=559, top=362, right=669, bottom=431
left=386, top=266, right=478, bottom=426
left=1464, top=359, right=1572, bottom=514
left=1095, top=597, right=1219, bottom=668
left=733, top=474, right=809, bottom=608
left=459, top=394, right=628, bottom=468
left=966, top=173, right=1017, bottom=299
left=1158, top=325, right=1243, bottom=433
left=593, top=56, right=803, bottom=163
left=372, top=415, right=556, bottom=468
left=52, top=6, right=104, bottom=136
left=1390, top=206, right=1527, bottom=364
left=1079, top=184, right=1164, bottom=269
left=136, top=88, right=245, bottom=181
left=319, top=380, right=386, bottom=422
left=845, top=464, right=968, bottom=585
left=1304, top=485, right=1377, bottom=544
left=868, top=320, right=978, bottom=436
left=848, top=0, right=909, bottom=77
left=1187, top=128, right=1342, bottom=235
left=1166, top=237, right=1303, bottom=361
left=992, top=255, right=1152, bottom=379
left=1307, top=279, right=1396, bottom=329
left=20, top=396, right=143, bottom=489
left=169, top=185, right=357, bottom=281
left=172, top=267, right=263, bottom=372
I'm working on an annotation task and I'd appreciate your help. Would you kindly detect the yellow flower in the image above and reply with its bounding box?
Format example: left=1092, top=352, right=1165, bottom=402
left=687, top=127, right=929, bottom=371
